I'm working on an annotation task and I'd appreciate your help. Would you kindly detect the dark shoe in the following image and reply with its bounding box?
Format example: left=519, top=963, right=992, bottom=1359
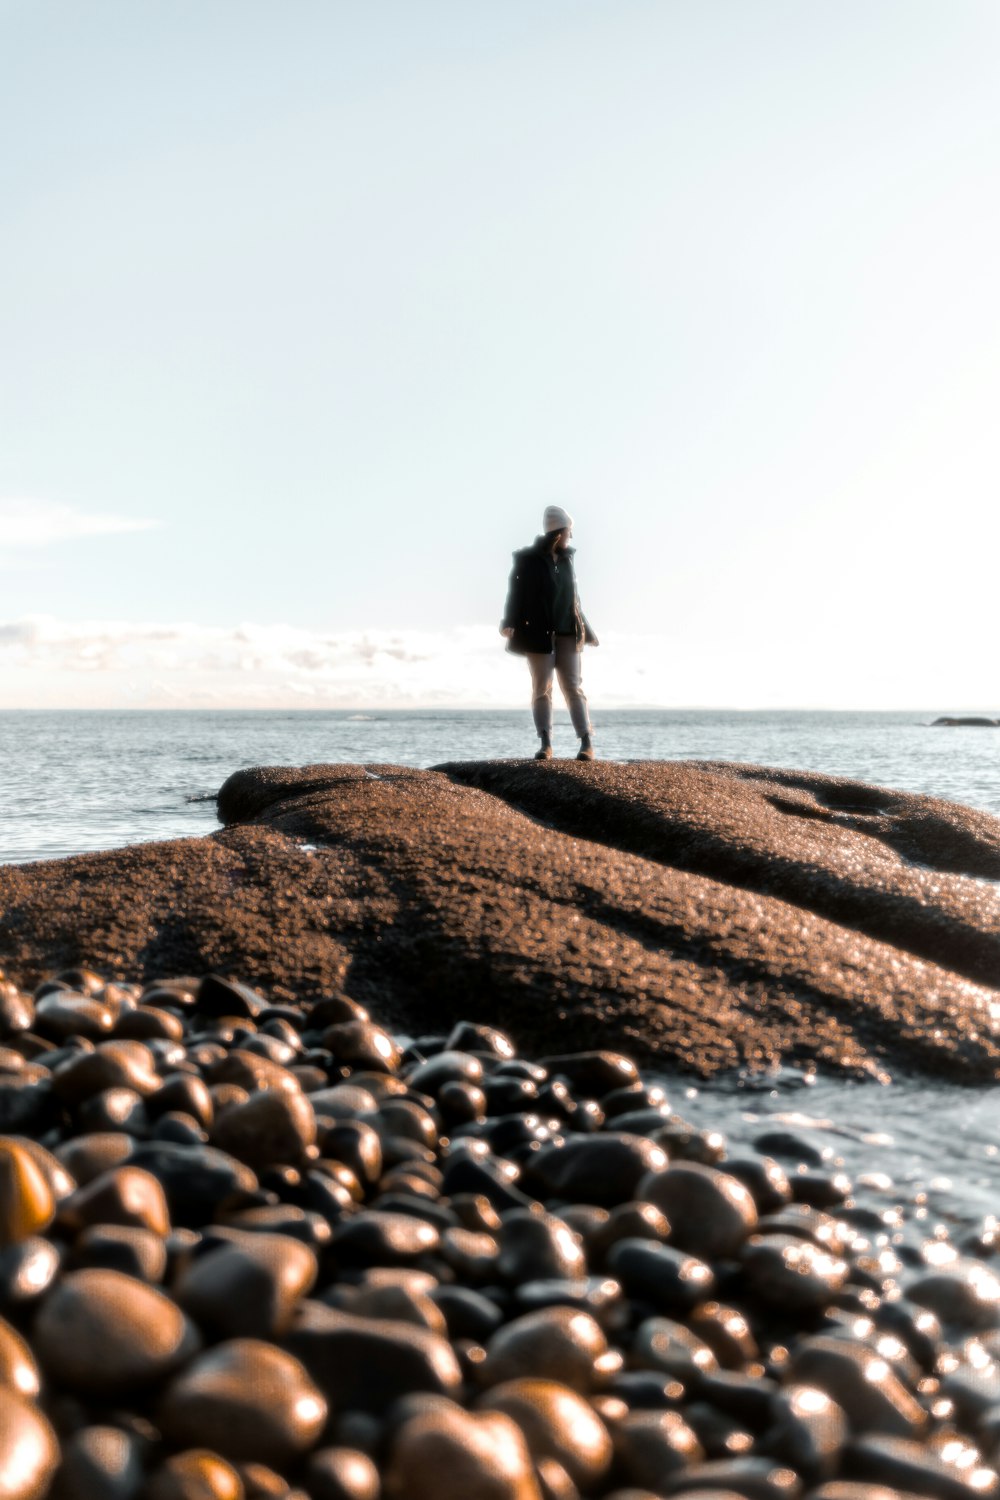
left=576, top=736, right=594, bottom=762
left=534, top=744, right=553, bottom=761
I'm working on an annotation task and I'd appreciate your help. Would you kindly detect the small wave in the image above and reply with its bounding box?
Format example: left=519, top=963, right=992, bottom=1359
left=347, top=714, right=376, bottom=721
left=185, top=792, right=218, bottom=804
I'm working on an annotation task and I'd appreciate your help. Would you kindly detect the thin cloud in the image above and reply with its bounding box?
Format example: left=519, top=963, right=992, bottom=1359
left=0, top=499, right=160, bottom=550
left=0, top=615, right=669, bottom=709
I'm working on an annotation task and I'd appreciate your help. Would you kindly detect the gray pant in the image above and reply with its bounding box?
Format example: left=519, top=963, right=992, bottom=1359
left=527, top=635, right=591, bottom=739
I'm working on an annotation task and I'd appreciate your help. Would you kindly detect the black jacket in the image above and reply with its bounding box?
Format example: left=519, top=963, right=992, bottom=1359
left=501, top=537, right=599, bottom=656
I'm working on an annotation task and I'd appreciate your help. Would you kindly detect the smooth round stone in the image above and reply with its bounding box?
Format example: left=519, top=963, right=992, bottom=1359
left=378, top=1099, right=438, bottom=1149
left=143, top=1448, right=243, bottom=1500
left=0, top=1316, right=40, bottom=1397
left=631, top=1317, right=719, bottom=1381
left=197, top=974, right=266, bottom=1019
left=210, top=1081, right=316, bottom=1169
left=285, top=1301, right=463, bottom=1414
left=430, top=1286, right=505, bottom=1342
left=124, top=1143, right=259, bottom=1229
left=0, top=1079, right=58, bottom=1136
left=741, top=1234, right=848, bottom=1310
left=55, top=1133, right=135, bottom=1185
left=59, top=1165, right=171, bottom=1237
left=0, top=1389, right=60, bottom=1500
left=437, top=1080, right=487, bottom=1124
left=51, top=1042, right=161, bottom=1104
left=346, top=1281, right=447, bottom=1335
left=322, top=1021, right=401, bottom=1074
left=76, top=1088, right=149, bottom=1135
left=479, top=1377, right=613, bottom=1490
left=320, top=1122, right=383, bottom=1185
left=206, top=1049, right=295, bottom=1094
left=149, top=1074, right=215, bottom=1128
left=69, top=1225, right=168, bottom=1282
left=34, top=1268, right=199, bottom=1393
left=612, top=1409, right=704, bottom=1491
left=220, top=1204, right=332, bottom=1250
left=51, top=1424, right=145, bottom=1500
left=688, top=1303, right=760, bottom=1370
left=757, top=1205, right=853, bottom=1257
left=332, top=1211, right=440, bottom=1267
left=307, top=994, right=370, bottom=1028
left=112, top=1005, right=185, bottom=1042
left=176, top=1232, right=318, bottom=1337
left=0, top=1141, right=55, bottom=1246
left=651, top=1119, right=726, bottom=1165
left=304, top=1446, right=381, bottom=1500
left=725, top=1157, right=794, bottom=1214
left=406, top=1051, right=485, bottom=1095
left=785, top=1335, right=929, bottom=1439
left=789, top=1169, right=853, bottom=1209
left=528, top=1135, right=668, bottom=1209
left=309, top=1084, right=379, bottom=1119
left=511, top=1276, right=625, bottom=1330
left=497, top=1209, right=585, bottom=1283
left=638, top=1163, right=758, bottom=1261
left=608, top=1239, right=715, bottom=1314
left=907, top=1265, right=1000, bottom=1332
left=842, top=1434, right=998, bottom=1500
left=384, top=1402, right=542, bottom=1500
left=0, top=1238, right=61, bottom=1307
left=10, top=1139, right=74, bottom=1202
left=541, top=1051, right=639, bottom=1095
left=762, top=1384, right=849, bottom=1483
left=0, top=986, right=33, bottom=1035
left=667, top=1458, right=803, bottom=1500
left=588, top=1201, right=672, bottom=1262
left=446, top=1022, right=516, bottom=1059
left=34, top=992, right=116, bottom=1042
left=477, top=1306, right=610, bottom=1393
left=158, top=1338, right=326, bottom=1466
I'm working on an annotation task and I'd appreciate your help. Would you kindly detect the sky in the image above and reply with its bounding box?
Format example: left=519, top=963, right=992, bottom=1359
left=1, top=0, right=998, bottom=710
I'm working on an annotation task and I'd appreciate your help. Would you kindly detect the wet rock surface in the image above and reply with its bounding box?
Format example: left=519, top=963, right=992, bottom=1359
left=1, top=761, right=999, bottom=1080
left=0, top=965, right=998, bottom=1497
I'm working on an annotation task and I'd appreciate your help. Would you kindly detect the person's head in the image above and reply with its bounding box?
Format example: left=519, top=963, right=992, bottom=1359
left=543, top=505, right=574, bottom=550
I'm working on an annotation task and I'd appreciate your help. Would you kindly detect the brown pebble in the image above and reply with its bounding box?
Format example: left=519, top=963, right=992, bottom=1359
left=639, top=1162, right=758, bottom=1260
left=210, top=1082, right=316, bottom=1169
left=55, top=1132, right=135, bottom=1185
left=144, top=1447, right=244, bottom=1500
left=0, top=1139, right=56, bottom=1245
left=477, top=1306, right=610, bottom=1393
left=303, top=1446, right=381, bottom=1500
left=0, top=1389, right=60, bottom=1500
left=49, top=1423, right=145, bottom=1500
left=478, top=1377, right=613, bottom=1490
left=58, top=1164, right=171, bottom=1237
left=0, top=1314, right=41, bottom=1396
left=51, top=1042, right=161, bottom=1105
left=175, top=1231, right=317, bottom=1338
left=158, top=1338, right=327, bottom=1466
left=384, top=1402, right=542, bottom=1500
left=33, top=1268, right=199, bottom=1393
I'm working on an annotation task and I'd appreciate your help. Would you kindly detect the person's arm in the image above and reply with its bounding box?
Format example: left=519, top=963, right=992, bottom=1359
left=500, top=559, right=521, bottom=636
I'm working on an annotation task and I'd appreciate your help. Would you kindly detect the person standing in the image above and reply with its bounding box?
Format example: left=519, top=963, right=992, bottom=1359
left=500, top=506, right=599, bottom=761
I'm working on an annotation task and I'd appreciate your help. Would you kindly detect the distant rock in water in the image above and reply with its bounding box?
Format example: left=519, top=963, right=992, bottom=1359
left=2, top=760, right=1000, bottom=1081
left=931, top=716, right=1000, bottom=726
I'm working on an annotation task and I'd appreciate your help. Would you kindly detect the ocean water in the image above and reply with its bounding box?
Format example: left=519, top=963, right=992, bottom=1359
left=2, top=707, right=1000, bottom=866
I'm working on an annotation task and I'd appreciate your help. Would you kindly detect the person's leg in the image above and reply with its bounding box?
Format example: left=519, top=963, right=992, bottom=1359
left=527, top=651, right=556, bottom=757
left=554, top=636, right=594, bottom=758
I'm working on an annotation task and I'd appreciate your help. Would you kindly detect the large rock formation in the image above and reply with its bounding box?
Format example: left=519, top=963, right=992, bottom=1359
left=2, top=760, right=999, bottom=1081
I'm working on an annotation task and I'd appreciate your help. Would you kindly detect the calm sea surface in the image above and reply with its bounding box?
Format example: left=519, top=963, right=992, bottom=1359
left=2, top=708, right=999, bottom=866
left=2, top=707, right=999, bottom=1221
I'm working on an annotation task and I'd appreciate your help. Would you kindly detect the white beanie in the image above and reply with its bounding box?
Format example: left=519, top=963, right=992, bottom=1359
left=543, top=505, right=574, bottom=534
